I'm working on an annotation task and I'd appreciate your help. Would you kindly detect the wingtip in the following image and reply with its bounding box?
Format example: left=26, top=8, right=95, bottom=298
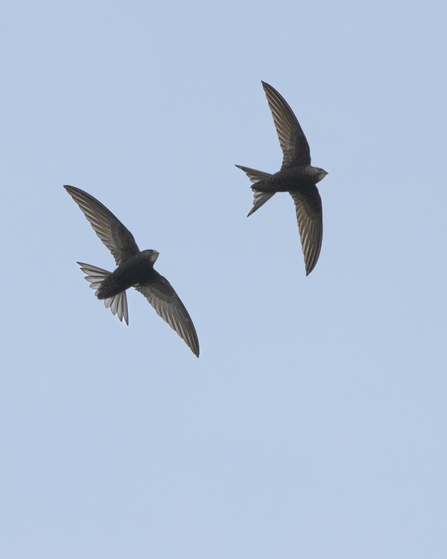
left=189, top=341, right=200, bottom=357
left=305, top=263, right=316, bottom=276
left=192, top=338, right=200, bottom=357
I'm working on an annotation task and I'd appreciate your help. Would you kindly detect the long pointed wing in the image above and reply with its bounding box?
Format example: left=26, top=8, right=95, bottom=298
left=290, top=187, right=323, bottom=275
left=135, top=272, right=200, bottom=357
left=262, top=81, right=311, bottom=170
left=64, top=185, right=140, bottom=266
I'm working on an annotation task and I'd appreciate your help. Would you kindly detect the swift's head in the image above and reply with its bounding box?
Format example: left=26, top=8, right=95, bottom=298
left=142, top=249, right=160, bottom=264
left=313, top=167, right=328, bottom=183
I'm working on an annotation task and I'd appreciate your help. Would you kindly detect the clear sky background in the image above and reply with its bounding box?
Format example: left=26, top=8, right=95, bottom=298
left=1, top=1, right=446, bottom=557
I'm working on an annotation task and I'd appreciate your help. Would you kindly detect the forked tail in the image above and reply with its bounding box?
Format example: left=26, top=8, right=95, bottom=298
left=235, top=165, right=276, bottom=216
left=77, top=262, right=129, bottom=325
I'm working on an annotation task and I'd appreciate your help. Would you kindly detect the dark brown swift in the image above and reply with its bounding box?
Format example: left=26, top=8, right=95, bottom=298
left=236, top=81, right=328, bottom=275
left=64, top=185, right=199, bottom=357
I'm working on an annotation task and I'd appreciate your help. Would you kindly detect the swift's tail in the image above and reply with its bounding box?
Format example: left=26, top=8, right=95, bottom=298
left=235, top=165, right=275, bottom=216
left=77, top=262, right=129, bottom=325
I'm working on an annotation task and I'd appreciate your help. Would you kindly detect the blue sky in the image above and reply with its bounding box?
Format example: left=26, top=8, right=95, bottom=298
left=1, top=1, right=446, bottom=557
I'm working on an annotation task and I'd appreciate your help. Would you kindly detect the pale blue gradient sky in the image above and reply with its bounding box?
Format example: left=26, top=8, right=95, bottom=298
left=1, top=1, right=446, bottom=557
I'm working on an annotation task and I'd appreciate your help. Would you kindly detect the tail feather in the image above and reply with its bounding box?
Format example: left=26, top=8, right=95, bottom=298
left=235, top=165, right=272, bottom=184
left=77, top=262, right=129, bottom=325
left=236, top=165, right=275, bottom=216
left=247, top=191, right=276, bottom=216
